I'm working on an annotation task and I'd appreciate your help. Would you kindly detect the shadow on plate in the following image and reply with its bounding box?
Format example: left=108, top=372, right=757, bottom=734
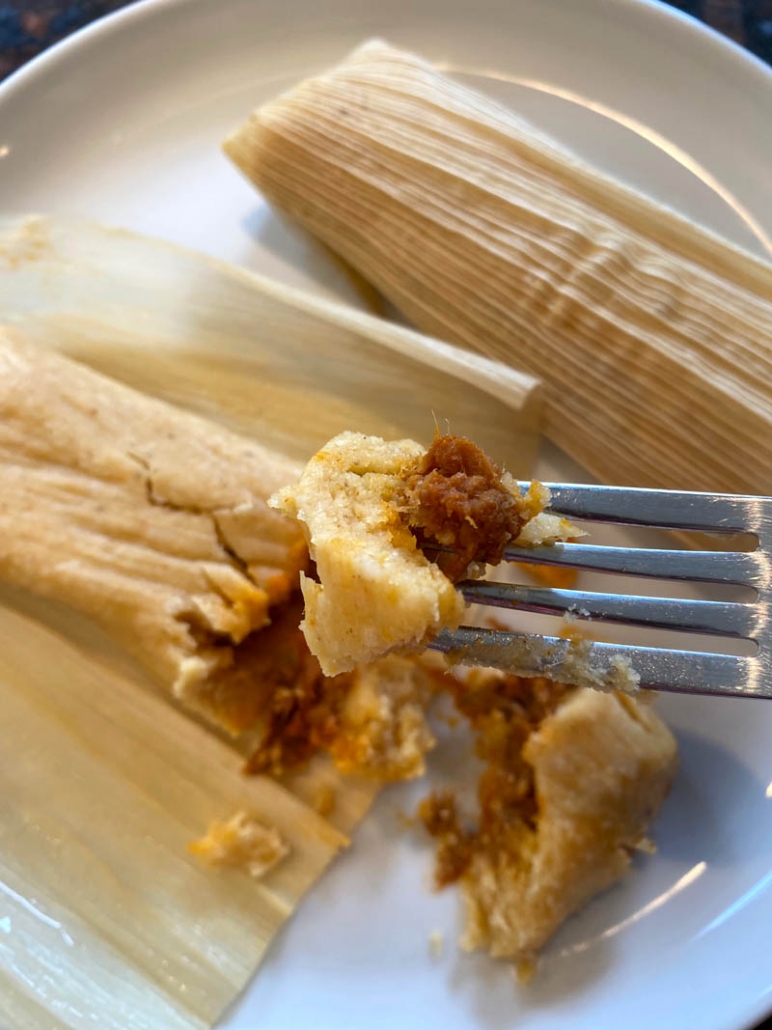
left=450, top=940, right=614, bottom=1029
left=240, top=206, right=386, bottom=313
left=655, top=727, right=770, bottom=867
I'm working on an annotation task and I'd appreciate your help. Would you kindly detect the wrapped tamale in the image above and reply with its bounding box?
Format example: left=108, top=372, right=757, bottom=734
left=0, top=215, right=541, bottom=472
left=225, top=40, right=772, bottom=495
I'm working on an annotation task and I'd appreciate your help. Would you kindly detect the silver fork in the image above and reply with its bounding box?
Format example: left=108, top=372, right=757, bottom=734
left=427, top=484, right=772, bottom=699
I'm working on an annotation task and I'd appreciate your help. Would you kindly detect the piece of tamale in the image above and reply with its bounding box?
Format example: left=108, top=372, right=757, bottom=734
left=0, top=327, right=307, bottom=732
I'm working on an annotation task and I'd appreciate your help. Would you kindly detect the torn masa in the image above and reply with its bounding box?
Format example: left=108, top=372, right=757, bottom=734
left=0, top=328, right=308, bottom=732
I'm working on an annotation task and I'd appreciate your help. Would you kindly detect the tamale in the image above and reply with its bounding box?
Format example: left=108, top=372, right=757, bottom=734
left=0, top=298, right=426, bottom=1023
left=0, top=216, right=549, bottom=1026
left=0, top=329, right=446, bottom=764
left=0, top=328, right=306, bottom=733
left=189, top=811, right=290, bottom=879
left=225, top=39, right=772, bottom=494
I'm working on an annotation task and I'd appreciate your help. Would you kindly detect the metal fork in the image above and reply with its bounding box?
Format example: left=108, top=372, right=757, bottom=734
left=427, top=484, right=772, bottom=699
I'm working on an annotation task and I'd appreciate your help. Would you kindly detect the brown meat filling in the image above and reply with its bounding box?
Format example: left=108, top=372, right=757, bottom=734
left=401, top=434, right=526, bottom=582
left=419, top=673, right=571, bottom=887
left=241, top=595, right=356, bottom=776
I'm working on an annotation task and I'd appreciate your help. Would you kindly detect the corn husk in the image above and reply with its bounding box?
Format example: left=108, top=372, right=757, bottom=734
left=0, top=604, right=362, bottom=1030
left=0, top=215, right=542, bottom=1028
left=0, top=214, right=541, bottom=471
left=225, top=39, right=772, bottom=495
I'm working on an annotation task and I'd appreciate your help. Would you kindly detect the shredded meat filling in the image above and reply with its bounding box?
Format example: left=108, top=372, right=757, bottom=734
left=401, top=434, right=526, bottom=582
left=242, top=595, right=355, bottom=776
left=419, top=673, right=571, bottom=886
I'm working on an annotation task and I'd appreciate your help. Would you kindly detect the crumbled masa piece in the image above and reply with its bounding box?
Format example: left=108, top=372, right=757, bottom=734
left=189, top=810, right=289, bottom=880
left=329, top=655, right=437, bottom=781
left=243, top=609, right=436, bottom=784
left=419, top=670, right=677, bottom=960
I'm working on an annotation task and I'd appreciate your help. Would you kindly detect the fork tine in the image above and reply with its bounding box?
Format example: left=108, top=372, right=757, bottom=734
left=427, top=627, right=766, bottom=698
left=460, top=581, right=764, bottom=639
left=503, top=543, right=768, bottom=587
left=525, top=483, right=762, bottom=533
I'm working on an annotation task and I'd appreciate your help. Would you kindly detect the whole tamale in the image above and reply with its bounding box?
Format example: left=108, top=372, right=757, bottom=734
left=225, top=40, right=772, bottom=495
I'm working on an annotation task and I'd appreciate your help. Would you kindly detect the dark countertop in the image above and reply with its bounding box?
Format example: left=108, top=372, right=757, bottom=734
left=0, top=3, right=770, bottom=1029
left=0, top=0, right=770, bottom=78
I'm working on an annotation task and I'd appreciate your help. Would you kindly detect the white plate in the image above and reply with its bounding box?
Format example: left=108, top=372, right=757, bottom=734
left=1, top=2, right=772, bottom=1029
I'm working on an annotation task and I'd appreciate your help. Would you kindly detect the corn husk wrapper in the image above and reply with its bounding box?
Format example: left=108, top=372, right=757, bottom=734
left=0, top=215, right=540, bottom=470
left=0, top=215, right=541, bottom=1028
left=0, top=605, right=365, bottom=1030
left=225, top=39, right=772, bottom=495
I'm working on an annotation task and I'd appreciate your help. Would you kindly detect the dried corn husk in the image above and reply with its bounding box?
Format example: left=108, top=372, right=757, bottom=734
left=0, top=214, right=544, bottom=1029
left=0, top=215, right=540, bottom=471
left=0, top=604, right=362, bottom=1030
left=225, top=39, right=772, bottom=494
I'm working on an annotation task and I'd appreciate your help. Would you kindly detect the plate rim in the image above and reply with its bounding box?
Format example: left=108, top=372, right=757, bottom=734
left=1, top=0, right=772, bottom=107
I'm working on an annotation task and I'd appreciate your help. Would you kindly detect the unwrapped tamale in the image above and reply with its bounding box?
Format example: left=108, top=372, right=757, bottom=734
left=0, top=327, right=306, bottom=732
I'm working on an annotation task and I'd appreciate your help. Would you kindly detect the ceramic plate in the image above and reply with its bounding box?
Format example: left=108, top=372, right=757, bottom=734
left=0, top=1, right=771, bottom=1028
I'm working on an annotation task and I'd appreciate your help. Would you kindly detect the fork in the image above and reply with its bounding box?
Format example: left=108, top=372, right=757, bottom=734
left=427, top=484, right=772, bottom=699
